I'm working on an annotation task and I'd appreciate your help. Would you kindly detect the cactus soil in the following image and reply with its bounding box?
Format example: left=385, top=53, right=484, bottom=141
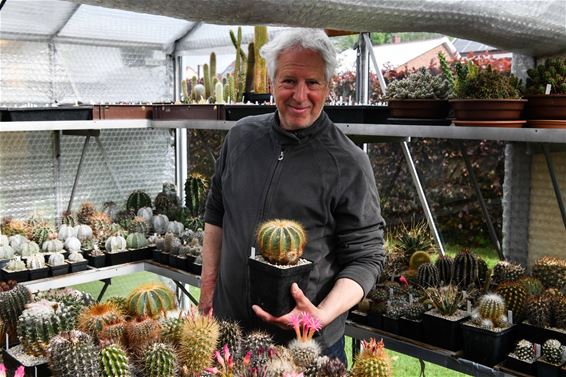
left=423, top=309, right=469, bottom=352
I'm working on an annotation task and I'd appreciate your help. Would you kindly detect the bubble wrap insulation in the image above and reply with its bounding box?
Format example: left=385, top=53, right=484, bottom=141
left=72, top=0, right=566, bottom=56
left=0, top=129, right=175, bottom=221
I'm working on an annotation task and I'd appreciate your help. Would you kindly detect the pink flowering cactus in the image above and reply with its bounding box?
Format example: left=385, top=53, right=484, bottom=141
left=288, top=312, right=322, bottom=342
left=204, top=344, right=236, bottom=377
left=0, top=365, right=24, bottom=377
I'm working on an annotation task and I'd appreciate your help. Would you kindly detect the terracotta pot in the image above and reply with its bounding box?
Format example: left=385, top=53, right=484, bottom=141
left=449, top=99, right=527, bottom=121
left=525, top=94, right=566, bottom=119
left=96, top=104, right=153, bottom=119
left=152, top=104, right=225, bottom=120
left=388, top=99, right=450, bottom=119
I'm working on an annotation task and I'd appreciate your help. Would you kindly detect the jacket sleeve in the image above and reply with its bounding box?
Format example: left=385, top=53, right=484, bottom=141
left=333, top=151, right=386, bottom=296
left=204, top=130, right=231, bottom=227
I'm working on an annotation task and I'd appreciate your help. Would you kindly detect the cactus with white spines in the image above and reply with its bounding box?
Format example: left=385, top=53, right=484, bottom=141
left=48, top=330, right=101, bottom=377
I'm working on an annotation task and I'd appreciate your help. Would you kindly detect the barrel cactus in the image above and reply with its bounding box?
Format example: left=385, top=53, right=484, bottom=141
left=76, top=224, right=94, bottom=241
left=126, top=282, right=176, bottom=318
left=68, top=250, right=85, bottom=262
left=126, top=190, right=152, bottom=212
left=184, top=172, right=208, bottom=218
left=142, top=342, right=177, bottom=377
left=30, top=223, right=55, bottom=246
left=127, top=216, right=149, bottom=235
left=5, top=256, right=26, bottom=271
left=162, top=233, right=181, bottom=254
left=472, top=293, right=508, bottom=330
left=160, top=316, right=184, bottom=347
left=525, top=295, right=552, bottom=327
left=125, top=317, right=161, bottom=356
left=217, top=320, right=243, bottom=359
left=152, top=215, right=169, bottom=235
left=105, top=236, right=127, bottom=253
left=19, top=241, right=40, bottom=257
left=513, top=339, right=535, bottom=362
left=533, top=256, right=566, bottom=290
left=48, top=252, right=66, bottom=266
left=0, top=244, right=15, bottom=259
left=58, top=223, right=77, bottom=241
left=78, top=302, right=125, bottom=341
left=137, top=207, right=153, bottom=224
left=0, top=283, right=32, bottom=339
left=453, top=248, right=479, bottom=288
left=179, top=309, right=220, bottom=375
left=126, top=233, right=148, bottom=249
left=240, top=330, right=274, bottom=369
left=417, top=262, right=440, bottom=287
left=100, top=343, right=131, bottom=377
left=48, top=330, right=101, bottom=377
left=350, top=338, right=392, bottom=377
left=495, top=281, right=528, bottom=322
left=17, top=300, right=76, bottom=356
left=26, top=254, right=46, bottom=269
left=42, top=236, right=64, bottom=253
left=167, top=221, right=184, bottom=236
left=542, top=339, right=565, bottom=365
left=435, top=255, right=453, bottom=285
left=256, top=219, right=307, bottom=265
left=64, top=236, right=82, bottom=253
left=492, top=261, right=526, bottom=284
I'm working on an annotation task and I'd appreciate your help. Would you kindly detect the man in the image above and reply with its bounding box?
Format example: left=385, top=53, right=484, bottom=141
left=199, top=28, right=385, bottom=362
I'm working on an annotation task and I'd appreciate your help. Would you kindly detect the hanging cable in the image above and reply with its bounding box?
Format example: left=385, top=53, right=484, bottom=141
left=0, top=0, right=8, bottom=11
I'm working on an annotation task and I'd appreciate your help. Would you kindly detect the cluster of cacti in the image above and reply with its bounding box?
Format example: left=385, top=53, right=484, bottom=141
left=78, top=302, right=125, bottom=341
left=217, top=319, right=243, bottom=359
left=35, top=288, right=95, bottom=319
left=417, top=262, right=440, bottom=287
left=127, top=191, right=152, bottom=213
left=99, top=321, right=127, bottom=347
left=532, top=256, right=566, bottom=290
left=526, top=57, right=566, bottom=95
left=470, top=293, right=509, bottom=330
left=29, top=221, right=56, bottom=246
left=404, top=302, right=428, bottom=321
left=513, top=339, right=535, bottom=362
left=77, top=202, right=97, bottom=226
left=350, top=338, right=392, bottom=377
left=160, top=315, right=184, bottom=347
left=386, top=67, right=452, bottom=100
left=393, top=221, right=436, bottom=263
left=100, top=344, right=132, bottom=377
left=542, top=339, right=565, bottom=365
left=159, top=232, right=181, bottom=254
left=385, top=299, right=409, bottom=319
left=256, top=219, right=307, bottom=265
left=492, top=261, right=526, bottom=284
left=435, top=255, right=453, bottom=285
left=495, top=280, right=528, bottom=321
left=1, top=217, right=28, bottom=236
left=17, top=300, right=76, bottom=356
left=126, top=282, right=176, bottom=318
left=126, top=216, right=148, bottom=235
left=453, top=249, right=479, bottom=288
left=48, top=330, right=101, bottom=377
left=425, top=285, right=463, bottom=316
left=179, top=309, right=220, bottom=374
left=142, top=342, right=177, bottom=377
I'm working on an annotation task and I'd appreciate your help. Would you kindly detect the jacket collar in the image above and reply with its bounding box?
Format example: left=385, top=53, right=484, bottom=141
left=271, top=110, right=329, bottom=146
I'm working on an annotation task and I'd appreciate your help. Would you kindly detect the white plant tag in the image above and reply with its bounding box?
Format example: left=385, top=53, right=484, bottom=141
left=545, top=84, right=552, bottom=95
left=250, top=247, right=256, bottom=258
left=390, top=274, right=395, bottom=282
left=389, top=288, right=394, bottom=299
left=462, top=290, right=467, bottom=300
left=5, top=333, right=8, bottom=350
left=508, top=310, right=513, bottom=325
left=467, top=300, right=472, bottom=314
left=409, top=293, right=414, bottom=304
left=535, top=343, right=541, bottom=358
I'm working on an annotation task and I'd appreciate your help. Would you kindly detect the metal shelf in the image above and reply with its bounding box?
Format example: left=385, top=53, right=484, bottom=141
left=0, top=119, right=150, bottom=132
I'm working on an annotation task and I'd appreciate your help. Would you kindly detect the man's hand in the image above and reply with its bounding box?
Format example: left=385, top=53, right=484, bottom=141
left=252, top=283, right=330, bottom=329
left=198, top=278, right=216, bottom=314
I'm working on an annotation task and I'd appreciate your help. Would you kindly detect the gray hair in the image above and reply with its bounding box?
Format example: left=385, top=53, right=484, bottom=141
left=260, top=28, right=337, bottom=83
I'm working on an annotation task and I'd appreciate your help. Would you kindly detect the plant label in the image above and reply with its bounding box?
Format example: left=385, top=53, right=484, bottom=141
left=389, top=288, right=394, bottom=299
left=466, top=300, right=472, bottom=314
left=409, top=293, right=414, bottom=304
left=545, top=84, right=552, bottom=95
left=508, top=309, right=513, bottom=324
left=535, top=343, right=541, bottom=358
left=250, top=247, right=256, bottom=258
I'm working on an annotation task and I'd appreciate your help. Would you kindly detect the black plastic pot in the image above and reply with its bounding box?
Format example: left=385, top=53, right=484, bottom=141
left=366, top=313, right=383, bottom=330
left=158, top=251, right=170, bottom=265
left=325, top=105, right=389, bottom=124
left=48, top=263, right=69, bottom=277
left=423, top=310, right=469, bottom=351
left=461, top=322, right=516, bottom=366
left=189, top=262, right=202, bottom=276
left=2, top=347, right=51, bottom=377
left=1, top=268, right=29, bottom=283
left=106, top=251, right=131, bottom=266
left=0, top=106, right=93, bottom=121
left=518, top=321, right=566, bottom=346
left=68, top=260, right=88, bottom=273
left=504, top=354, right=537, bottom=376
left=382, top=315, right=401, bottom=335
left=152, top=249, right=161, bottom=262
left=248, top=257, right=313, bottom=317
left=28, top=267, right=49, bottom=280
left=130, top=246, right=154, bottom=262
left=225, top=104, right=276, bottom=120
left=167, top=253, right=178, bottom=267
left=85, top=253, right=105, bottom=268
left=348, top=310, right=368, bottom=326
left=181, top=255, right=196, bottom=273
left=243, top=92, right=272, bottom=104
left=537, top=358, right=563, bottom=377
left=399, top=317, right=424, bottom=342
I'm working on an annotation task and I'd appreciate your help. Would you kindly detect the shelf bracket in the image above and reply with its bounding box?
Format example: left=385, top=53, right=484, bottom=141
left=66, top=134, right=90, bottom=212
left=174, top=280, right=198, bottom=306
left=542, top=143, right=566, bottom=231
left=401, top=141, right=445, bottom=255
left=459, top=142, right=503, bottom=259
left=97, top=278, right=111, bottom=302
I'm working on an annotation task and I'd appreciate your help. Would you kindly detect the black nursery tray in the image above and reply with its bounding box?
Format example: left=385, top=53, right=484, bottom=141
left=1, top=268, right=29, bottom=283
left=48, top=263, right=69, bottom=277
left=0, top=106, right=93, bottom=121
left=68, top=260, right=88, bottom=273
left=29, top=267, right=49, bottom=280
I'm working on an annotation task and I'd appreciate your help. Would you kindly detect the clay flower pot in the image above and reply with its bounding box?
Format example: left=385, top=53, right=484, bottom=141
left=525, top=94, right=566, bottom=119
left=388, top=99, right=450, bottom=119
left=450, top=99, right=527, bottom=121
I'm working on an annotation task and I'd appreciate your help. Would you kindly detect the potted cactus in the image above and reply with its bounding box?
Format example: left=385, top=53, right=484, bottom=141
left=2, top=257, right=29, bottom=283
left=385, top=66, right=452, bottom=123
left=67, top=251, right=88, bottom=273
left=399, top=301, right=428, bottom=342
left=85, top=243, right=105, bottom=268
left=525, top=57, right=566, bottom=125
left=47, top=253, right=69, bottom=276
left=249, top=219, right=313, bottom=317
left=536, top=339, right=565, bottom=377
left=104, top=235, right=130, bottom=266
left=126, top=232, right=152, bottom=261
left=26, top=254, right=49, bottom=280
left=505, top=339, right=537, bottom=375
left=461, top=293, right=516, bottom=366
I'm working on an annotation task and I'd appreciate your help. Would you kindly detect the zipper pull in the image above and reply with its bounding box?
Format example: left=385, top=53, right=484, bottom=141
left=278, top=149, right=284, bottom=161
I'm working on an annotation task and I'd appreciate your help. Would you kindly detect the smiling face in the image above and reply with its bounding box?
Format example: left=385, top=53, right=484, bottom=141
left=272, top=48, right=330, bottom=131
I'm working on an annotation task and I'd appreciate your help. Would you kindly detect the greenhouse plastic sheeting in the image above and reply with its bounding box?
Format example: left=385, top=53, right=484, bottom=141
left=70, top=0, right=566, bottom=56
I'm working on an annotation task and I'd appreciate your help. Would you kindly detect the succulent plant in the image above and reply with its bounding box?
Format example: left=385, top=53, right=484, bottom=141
left=254, top=25, right=268, bottom=93
left=533, top=256, right=566, bottom=291
left=105, top=236, right=127, bottom=253
left=450, top=61, right=522, bottom=99
left=58, top=223, right=77, bottom=241
left=425, top=285, right=463, bottom=316
left=19, top=241, right=40, bottom=258
left=160, top=315, right=184, bottom=347
left=179, top=309, right=220, bottom=374
left=64, top=236, right=81, bottom=253
left=495, top=280, right=528, bottom=321
left=77, top=202, right=97, bottom=225
left=167, top=221, right=184, bottom=236
left=350, top=338, right=392, bottom=377
left=100, top=344, right=132, bottom=377
left=48, top=252, right=66, bottom=266
left=78, top=302, right=124, bottom=342
left=525, top=295, right=552, bottom=327
left=385, top=299, right=409, bottom=319
left=35, top=288, right=95, bottom=320
left=517, top=276, right=545, bottom=296
left=408, top=251, right=432, bottom=271
left=127, top=191, right=152, bottom=213
left=98, top=321, right=127, bottom=348
left=240, top=330, right=274, bottom=369
left=0, top=283, right=31, bottom=338
left=162, top=232, right=181, bottom=254
left=154, top=192, right=179, bottom=220
left=417, top=262, right=440, bottom=287
left=1, top=218, right=28, bottom=237
left=386, top=67, right=451, bottom=100
left=0, top=244, right=15, bottom=259
left=126, top=232, right=148, bottom=250
left=48, top=330, right=101, bottom=377
left=142, top=342, right=177, bottom=377
left=287, top=312, right=322, bottom=368
left=435, top=255, right=453, bottom=285
left=126, top=282, right=176, bottom=319
left=137, top=207, right=153, bottom=224
left=217, top=319, right=243, bottom=359
left=542, top=339, right=565, bottom=365
left=17, top=299, right=76, bottom=356
left=471, top=293, right=508, bottom=330
left=152, top=215, right=169, bottom=235
left=513, top=339, right=535, bottom=362
left=404, top=302, right=427, bottom=321
left=553, top=295, right=566, bottom=329
left=393, top=221, right=435, bottom=262
left=42, top=236, right=64, bottom=253
left=453, top=248, right=479, bottom=289
left=5, top=256, right=26, bottom=271
left=125, top=317, right=161, bottom=357
left=315, top=355, right=348, bottom=377
left=526, top=58, right=566, bottom=95
left=68, top=250, right=85, bottom=262
left=9, top=234, right=28, bottom=251
left=26, top=253, right=46, bottom=269
left=184, top=172, right=208, bottom=218
left=492, top=261, right=526, bottom=284
left=256, top=219, right=307, bottom=265
left=126, top=216, right=148, bottom=235
left=75, top=224, right=94, bottom=241
left=29, top=221, right=55, bottom=246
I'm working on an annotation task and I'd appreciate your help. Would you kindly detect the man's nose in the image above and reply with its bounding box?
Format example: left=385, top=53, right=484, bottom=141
left=293, top=81, right=308, bottom=102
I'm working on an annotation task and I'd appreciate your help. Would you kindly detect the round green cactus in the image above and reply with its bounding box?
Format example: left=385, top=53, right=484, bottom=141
left=126, top=282, right=176, bottom=319
left=126, top=232, right=148, bottom=249
left=160, top=316, right=184, bottom=347
left=126, top=191, right=152, bottom=212
left=256, top=219, right=307, bottom=265
left=48, top=330, right=101, bottom=377
left=408, top=251, right=432, bottom=271
left=142, top=342, right=177, bottom=377
left=525, top=295, right=552, bottom=328
left=100, top=344, right=131, bottom=377
left=350, top=338, right=392, bottom=377
left=217, top=320, right=242, bottom=359
left=435, top=255, right=453, bottom=285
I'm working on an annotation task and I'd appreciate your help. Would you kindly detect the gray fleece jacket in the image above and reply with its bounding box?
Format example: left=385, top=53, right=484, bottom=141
left=204, top=110, right=385, bottom=350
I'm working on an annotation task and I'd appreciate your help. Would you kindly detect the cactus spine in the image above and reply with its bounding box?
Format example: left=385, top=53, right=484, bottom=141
left=350, top=338, right=392, bottom=377
left=256, top=219, right=307, bottom=265
left=179, top=309, right=220, bottom=374
left=78, top=302, right=124, bottom=342
left=142, top=342, right=177, bottom=377
left=126, top=282, right=176, bottom=318
left=473, top=293, right=508, bottom=329
left=0, top=283, right=31, bottom=339
left=100, top=344, right=131, bottom=377
left=417, top=262, right=440, bottom=287
left=48, top=330, right=101, bottom=377
left=453, top=249, right=479, bottom=288
left=542, top=339, right=564, bottom=365
left=254, top=25, right=268, bottom=93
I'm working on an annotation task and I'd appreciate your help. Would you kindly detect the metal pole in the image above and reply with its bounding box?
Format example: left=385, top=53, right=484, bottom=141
left=355, top=33, right=370, bottom=105
left=66, top=136, right=90, bottom=212
left=174, top=55, right=188, bottom=205
left=363, top=33, right=387, bottom=97
left=52, top=131, right=62, bottom=225
left=401, top=141, right=445, bottom=255
left=94, top=136, right=124, bottom=198
left=458, top=142, right=503, bottom=259
left=542, top=144, right=566, bottom=231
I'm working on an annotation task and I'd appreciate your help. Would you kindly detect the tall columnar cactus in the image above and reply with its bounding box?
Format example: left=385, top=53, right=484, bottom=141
left=254, top=25, right=268, bottom=93
left=256, top=219, right=307, bottom=265
left=435, top=255, right=453, bottom=285
left=203, top=63, right=211, bottom=100
left=48, top=330, right=101, bottom=377
left=100, top=344, right=131, bottom=377
left=126, top=282, right=176, bottom=319
left=495, top=281, right=528, bottom=322
left=184, top=172, right=208, bottom=218
left=142, top=342, right=177, bottom=377
left=542, top=339, right=565, bottom=365
left=229, top=27, right=246, bottom=102
left=453, top=249, right=479, bottom=288
left=0, top=283, right=31, bottom=339
left=492, top=261, right=526, bottom=284
left=215, top=81, right=225, bottom=104
left=472, top=293, right=508, bottom=330
left=17, top=300, right=75, bottom=356
left=513, top=339, right=535, bottom=362
left=525, top=295, right=552, bottom=327
left=533, top=256, right=566, bottom=290
left=350, top=338, right=392, bottom=377
left=181, top=79, right=189, bottom=103
left=417, top=263, right=440, bottom=287
left=245, top=42, right=255, bottom=93
left=127, top=191, right=152, bottom=213
left=78, top=302, right=124, bottom=342
left=179, top=309, right=220, bottom=375
left=217, top=320, right=243, bottom=359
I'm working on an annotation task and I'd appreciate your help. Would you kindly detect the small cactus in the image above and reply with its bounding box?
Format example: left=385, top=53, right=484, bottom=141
left=542, top=339, right=565, bottom=365
left=78, top=302, right=124, bottom=342
left=496, top=281, right=528, bottom=322
left=525, top=295, right=552, bottom=328
left=126, top=282, right=176, bottom=319
left=417, top=262, right=440, bottom=287
left=47, top=330, right=101, bottom=377
left=492, top=261, right=526, bottom=284
left=0, top=283, right=31, bottom=339
left=142, top=342, right=177, bottom=377
left=408, top=251, right=432, bottom=271
left=513, top=339, right=535, bottom=362
left=472, top=293, right=508, bottom=330
left=217, top=320, right=242, bottom=359
left=100, top=344, right=131, bottom=377
left=350, top=338, right=392, bottom=377
left=256, top=219, right=307, bottom=265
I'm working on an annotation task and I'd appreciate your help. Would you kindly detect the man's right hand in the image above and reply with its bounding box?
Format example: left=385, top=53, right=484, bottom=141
left=198, top=278, right=216, bottom=314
